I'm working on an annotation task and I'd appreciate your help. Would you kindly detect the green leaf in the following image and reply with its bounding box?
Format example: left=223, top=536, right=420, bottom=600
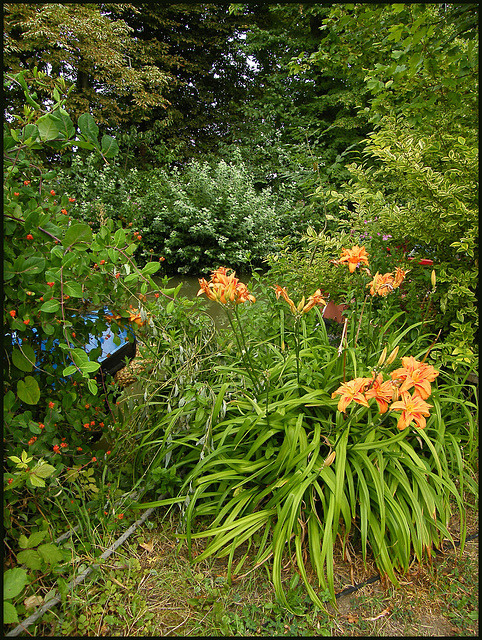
left=101, top=134, right=119, bottom=158
left=4, top=390, right=16, bottom=412
left=141, top=262, right=161, bottom=276
left=13, top=256, right=46, bottom=277
left=4, top=601, right=19, bottom=624
left=63, top=223, right=92, bottom=248
left=78, top=113, right=99, bottom=146
left=32, top=463, right=56, bottom=479
left=63, top=365, right=77, bottom=376
left=16, top=549, right=43, bottom=571
left=27, top=530, right=49, bottom=547
left=40, top=299, right=60, bottom=313
left=53, top=108, right=75, bottom=139
left=63, top=281, right=83, bottom=298
left=80, top=361, right=101, bottom=374
left=114, top=228, right=126, bottom=247
left=3, top=567, right=29, bottom=599
left=17, top=376, right=40, bottom=405
left=12, top=345, right=36, bottom=373
left=21, top=123, right=39, bottom=142
left=37, top=543, right=64, bottom=566
left=37, top=114, right=62, bottom=141
left=18, top=535, right=29, bottom=549
left=42, top=321, right=55, bottom=335
left=87, top=378, right=98, bottom=396
left=29, top=475, right=46, bottom=488
left=74, top=139, right=96, bottom=150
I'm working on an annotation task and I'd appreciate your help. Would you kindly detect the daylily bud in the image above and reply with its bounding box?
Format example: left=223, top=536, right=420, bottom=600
left=377, top=346, right=387, bottom=368
left=386, top=345, right=399, bottom=366
left=431, top=269, right=436, bottom=289
left=324, top=451, right=336, bottom=467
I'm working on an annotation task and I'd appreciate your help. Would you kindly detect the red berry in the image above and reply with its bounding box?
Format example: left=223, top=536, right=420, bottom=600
left=26, top=234, right=34, bottom=240
left=68, top=197, right=75, bottom=202
left=50, top=190, right=56, bottom=195
left=23, top=319, right=30, bottom=325
left=154, top=293, right=159, bottom=298
left=9, top=310, right=16, bottom=318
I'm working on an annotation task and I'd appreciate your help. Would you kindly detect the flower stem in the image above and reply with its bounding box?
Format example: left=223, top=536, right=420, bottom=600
left=226, top=307, right=260, bottom=395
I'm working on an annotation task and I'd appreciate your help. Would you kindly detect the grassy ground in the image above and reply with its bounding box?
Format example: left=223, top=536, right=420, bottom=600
left=21, top=501, right=478, bottom=637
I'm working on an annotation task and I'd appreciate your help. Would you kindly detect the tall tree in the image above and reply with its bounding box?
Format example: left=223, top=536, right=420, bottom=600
left=3, top=3, right=172, bottom=127
left=104, top=3, right=256, bottom=163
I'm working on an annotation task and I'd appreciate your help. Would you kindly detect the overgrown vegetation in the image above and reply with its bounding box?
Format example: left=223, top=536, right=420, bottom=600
left=3, top=3, right=477, bottom=635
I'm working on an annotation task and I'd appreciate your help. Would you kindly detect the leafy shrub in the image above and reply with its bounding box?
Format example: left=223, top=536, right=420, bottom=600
left=3, top=69, right=166, bottom=609
left=337, top=120, right=478, bottom=372
left=58, top=149, right=307, bottom=275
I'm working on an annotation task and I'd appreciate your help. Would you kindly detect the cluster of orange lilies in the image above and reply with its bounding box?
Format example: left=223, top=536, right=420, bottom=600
left=197, top=267, right=256, bottom=305
left=332, top=354, right=439, bottom=430
left=336, top=245, right=410, bottom=297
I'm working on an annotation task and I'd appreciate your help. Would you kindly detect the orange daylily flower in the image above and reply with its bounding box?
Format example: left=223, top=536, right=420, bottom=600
left=274, top=286, right=326, bottom=315
left=332, top=377, right=371, bottom=413
left=128, top=306, right=146, bottom=327
left=393, top=267, right=409, bottom=288
left=339, top=245, right=369, bottom=273
left=274, top=285, right=297, bottom=314
left=367, top=268, right=409, bottom=297
left=197, top=267, right=255, bottom=305
left=391, top=356, right=439, bottom=399
left=104, top=312, right=122, bottom=323
left=367, top=271, right=394, bottom=297
left=302, top=289, right=327, bottom=313
left=364, top=373, right=397, bottom=414
left=390, top=391, right=433, bottom=430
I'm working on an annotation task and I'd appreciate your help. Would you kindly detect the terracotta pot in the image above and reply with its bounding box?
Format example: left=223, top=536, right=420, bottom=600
left=322, top=300, right=348, bottom=324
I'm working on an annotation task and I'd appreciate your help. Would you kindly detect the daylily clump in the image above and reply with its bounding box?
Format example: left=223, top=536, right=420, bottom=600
left=197, top=267, right=256, bottom=305
left=274, top=285, right=326, bottom=316
left=332, top=354, right=439, bottom=430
